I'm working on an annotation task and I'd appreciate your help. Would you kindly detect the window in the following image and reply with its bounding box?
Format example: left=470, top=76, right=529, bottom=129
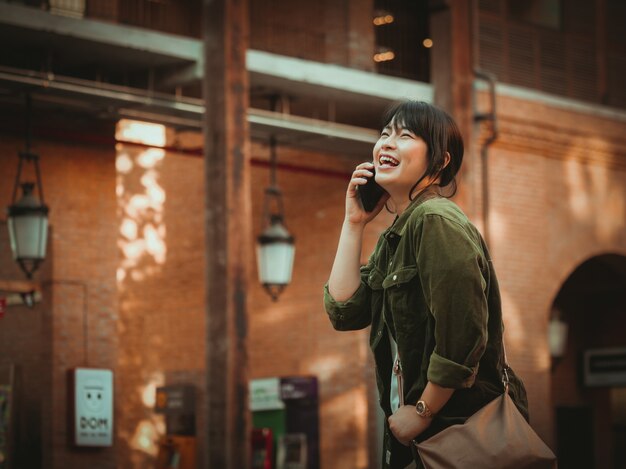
left=374, top=0, right=431, bottom=82
left=508, top=0, right=561, bottom=30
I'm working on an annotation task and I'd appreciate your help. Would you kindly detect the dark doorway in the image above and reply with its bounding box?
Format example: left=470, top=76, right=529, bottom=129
left=550, top=254, right=626, bottom=469
left=556, top=406, right=594, bottom=468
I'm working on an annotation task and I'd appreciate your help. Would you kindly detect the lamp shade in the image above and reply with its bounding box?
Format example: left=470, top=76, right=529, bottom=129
left=7, top=182, right=49, bottom=277
left=256, top=215, right=295, bottom=300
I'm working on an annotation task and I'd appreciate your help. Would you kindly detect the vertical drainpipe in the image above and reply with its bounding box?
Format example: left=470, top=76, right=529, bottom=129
left=473, top=69, right=498, bottom=248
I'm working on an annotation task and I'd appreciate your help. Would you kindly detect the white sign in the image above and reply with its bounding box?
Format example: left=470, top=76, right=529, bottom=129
left=250, top=378, right=285, bottom=411
left=583, top=348, right=626, bottom=387
left=73, top=368, right=114, bottom=447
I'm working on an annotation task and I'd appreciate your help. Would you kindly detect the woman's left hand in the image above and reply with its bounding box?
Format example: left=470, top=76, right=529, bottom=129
left=388, top=405, right=432, bottom=446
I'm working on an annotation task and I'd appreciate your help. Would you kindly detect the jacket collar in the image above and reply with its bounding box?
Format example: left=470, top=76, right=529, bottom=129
left=385, top=189, right=440, bottom=240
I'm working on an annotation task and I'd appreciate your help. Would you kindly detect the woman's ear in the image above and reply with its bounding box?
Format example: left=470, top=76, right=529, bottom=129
left=443, top=151, right=451, bottom=169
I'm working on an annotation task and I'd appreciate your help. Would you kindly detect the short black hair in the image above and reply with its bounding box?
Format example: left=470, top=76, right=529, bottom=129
left=381, top=100, right=464, bottom=199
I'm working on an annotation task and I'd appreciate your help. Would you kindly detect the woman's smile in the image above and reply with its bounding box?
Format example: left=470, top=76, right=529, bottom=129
left=378, top=153, right=400, bottom=169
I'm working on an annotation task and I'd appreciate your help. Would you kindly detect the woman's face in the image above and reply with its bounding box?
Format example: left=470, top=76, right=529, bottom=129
left=372, top=123, right=430, bottom=201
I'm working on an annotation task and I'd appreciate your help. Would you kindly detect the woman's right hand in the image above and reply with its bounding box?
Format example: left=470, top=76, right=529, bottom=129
left=345, top=162, right=389, bottom=226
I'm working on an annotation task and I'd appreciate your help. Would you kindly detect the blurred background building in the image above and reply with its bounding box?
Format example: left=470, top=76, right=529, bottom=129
left=0, top=0, right=625, bottom=468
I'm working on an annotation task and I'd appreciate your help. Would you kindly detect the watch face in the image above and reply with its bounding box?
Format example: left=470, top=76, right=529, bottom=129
left=416, top=401, right=425, bottom=414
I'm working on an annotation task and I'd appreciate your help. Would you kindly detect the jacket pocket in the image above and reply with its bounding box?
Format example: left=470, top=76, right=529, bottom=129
left=383, top=266, right=418, bottom=317
left=383, top=265, right=429, bottom=331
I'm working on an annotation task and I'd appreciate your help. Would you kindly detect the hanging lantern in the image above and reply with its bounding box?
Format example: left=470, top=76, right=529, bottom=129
left=256, top=136, right=295, bottom=301
left=8, top=181, right=49, bottom=278
left=257, top=205, right=295, bottom=301
left=548, top=315, right=568, bottom=359
left=6, top=94, right=49, bottom=279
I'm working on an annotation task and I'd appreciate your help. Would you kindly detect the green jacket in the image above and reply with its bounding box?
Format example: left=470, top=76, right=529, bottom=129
left=324, top=193, right=528, bottom=468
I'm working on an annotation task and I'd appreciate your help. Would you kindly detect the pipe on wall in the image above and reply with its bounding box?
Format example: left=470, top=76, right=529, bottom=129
left=473, top=68, right=498, bottom=248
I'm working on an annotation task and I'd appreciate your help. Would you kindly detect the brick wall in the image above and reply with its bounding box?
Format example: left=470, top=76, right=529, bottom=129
left=114, top=143, right=206, bottom=468
left=0, top=133, right=118, bottom=468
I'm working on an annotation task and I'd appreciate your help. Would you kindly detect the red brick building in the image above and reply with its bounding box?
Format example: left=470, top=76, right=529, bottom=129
left=0, top=0, right=625, bottom=468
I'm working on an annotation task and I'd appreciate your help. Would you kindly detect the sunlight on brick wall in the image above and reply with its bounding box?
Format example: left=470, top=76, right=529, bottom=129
left=115, top=120, right=168, bottom=285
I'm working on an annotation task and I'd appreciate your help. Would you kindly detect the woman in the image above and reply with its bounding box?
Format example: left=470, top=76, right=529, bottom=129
left=324, top=101, right=528, bottom=468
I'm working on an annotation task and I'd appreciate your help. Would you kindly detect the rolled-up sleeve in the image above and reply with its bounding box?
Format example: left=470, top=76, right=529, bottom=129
left=416, top=215, right=488, bottom=389
left=323, top=264, right=373, bottom=331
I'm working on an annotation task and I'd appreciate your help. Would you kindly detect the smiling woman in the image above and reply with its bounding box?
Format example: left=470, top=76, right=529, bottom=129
left=324, top=100, right=529, bottom=469
left=374, top=101, right=463, bottom=211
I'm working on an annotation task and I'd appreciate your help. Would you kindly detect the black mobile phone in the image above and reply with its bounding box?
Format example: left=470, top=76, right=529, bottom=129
left=358, top=169, right=386, bottom=212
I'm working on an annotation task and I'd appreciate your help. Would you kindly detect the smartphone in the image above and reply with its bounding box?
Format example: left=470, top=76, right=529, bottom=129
left=358, top=169, right=386, bottom=212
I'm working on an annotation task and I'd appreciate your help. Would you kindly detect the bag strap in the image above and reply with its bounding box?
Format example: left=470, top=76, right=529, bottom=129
left=501, top=338, right=510, bottom=392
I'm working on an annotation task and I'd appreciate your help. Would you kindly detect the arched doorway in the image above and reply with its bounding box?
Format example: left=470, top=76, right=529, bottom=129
left=550, top=254, right=626, bottom=469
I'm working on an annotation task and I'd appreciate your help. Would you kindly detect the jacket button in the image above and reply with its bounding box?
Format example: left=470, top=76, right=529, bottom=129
left=393, top=274, right=397, bottom=281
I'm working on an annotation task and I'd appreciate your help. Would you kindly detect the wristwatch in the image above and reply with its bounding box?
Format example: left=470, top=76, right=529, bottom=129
left=415, top=400, right=434, bottom=419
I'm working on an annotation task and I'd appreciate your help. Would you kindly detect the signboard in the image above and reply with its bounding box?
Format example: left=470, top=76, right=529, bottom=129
left=250, top=378, right=285, bottom=411
left=71, top=368, right=114, bottom=447
left=583, top=347, right=626, bottom=386
left=155, top=385, right=195, bottom=415
left=280, top=377, right=318, bottom=401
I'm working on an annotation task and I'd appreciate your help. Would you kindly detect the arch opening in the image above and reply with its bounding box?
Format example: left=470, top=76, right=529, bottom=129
left=550, top=254, right=626, bottom=469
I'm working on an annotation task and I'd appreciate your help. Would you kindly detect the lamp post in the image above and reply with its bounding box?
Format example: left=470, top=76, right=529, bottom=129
left=256, top=135, right=295, bottom=301
left=6, top=94, right=49, bottom=279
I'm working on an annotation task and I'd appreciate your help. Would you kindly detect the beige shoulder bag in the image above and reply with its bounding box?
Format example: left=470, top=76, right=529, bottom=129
left=406, top=344, right=558, bottom=468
